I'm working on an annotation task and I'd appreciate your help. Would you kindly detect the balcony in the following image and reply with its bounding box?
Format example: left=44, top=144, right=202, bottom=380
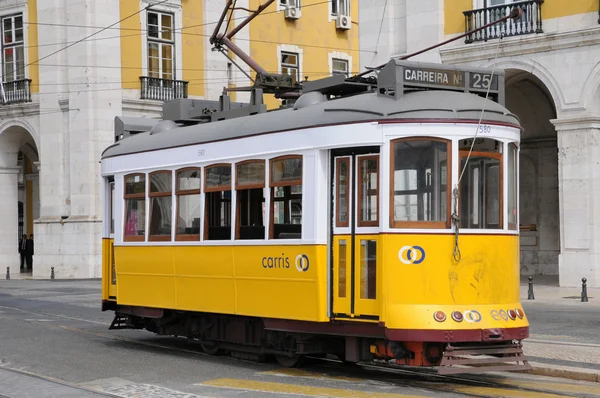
left=140, top=76, right=189, bottom=101
left=463, top=0, right=544, bottom=44
left=1, top=79, right=32, bottom=105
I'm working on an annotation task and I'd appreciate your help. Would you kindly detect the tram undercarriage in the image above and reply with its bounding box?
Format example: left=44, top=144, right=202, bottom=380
left=107, top=304, right=531, bottom=375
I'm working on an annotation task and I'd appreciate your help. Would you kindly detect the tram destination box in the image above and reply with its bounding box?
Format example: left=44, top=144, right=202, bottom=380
left=377, top=59, right=506, bottom=106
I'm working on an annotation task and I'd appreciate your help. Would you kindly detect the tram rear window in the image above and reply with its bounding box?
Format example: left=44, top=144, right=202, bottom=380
left=390, top=139, right=450, bottom=228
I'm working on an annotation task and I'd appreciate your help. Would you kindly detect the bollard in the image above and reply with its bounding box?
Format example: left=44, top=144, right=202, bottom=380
left=527, top=276, right=535, bottom=300
left=50, top=267, right=55, bottom=280
left=5, top=267, right=9, bottom=280
left=582, top=278, right=589, bottom=302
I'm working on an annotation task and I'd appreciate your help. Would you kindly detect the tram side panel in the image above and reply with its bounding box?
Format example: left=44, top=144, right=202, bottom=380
left=382, top=233, right=527, bottom=332
left=111, top=244, right=328, bottom=323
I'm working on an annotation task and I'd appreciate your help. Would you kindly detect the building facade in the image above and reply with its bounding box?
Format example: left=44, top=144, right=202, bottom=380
left=359, top=0, right=600, bottom=287
left=0, top=0, right=358, bottom=278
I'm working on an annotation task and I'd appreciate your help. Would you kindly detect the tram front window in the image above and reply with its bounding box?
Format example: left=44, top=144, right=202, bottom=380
left=459, top=138, right=502, bottom=229
left=390, top=138, right=450, bottom=228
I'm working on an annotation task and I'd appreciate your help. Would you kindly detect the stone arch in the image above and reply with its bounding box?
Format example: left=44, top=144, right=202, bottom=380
left=479, top=58, right=565, bottom=114
left=583, top=60, right=600, bottom=112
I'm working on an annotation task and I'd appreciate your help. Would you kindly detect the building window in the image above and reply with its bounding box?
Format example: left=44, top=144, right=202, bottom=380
left=205, top=164, right=232, bottom=240
left=331, top=0, right=349, bottom=16
left=124, top=174, right=146, bottom=241
left=280, top=0, right=301, bottom=6
left=270, top=156, right=302, bottom=240
left=236, top=160, right=266, bottom=240
left=1, top=14, right=24, bottom=81
left=281, top=52, right=299, bottom=85
left=176, top=168, right=201, bottom=241
left=332, top=58, right=348, bottom=77
left=147, top=10, right=174, bottom=81
left=149, top=171, right=173, bottom=241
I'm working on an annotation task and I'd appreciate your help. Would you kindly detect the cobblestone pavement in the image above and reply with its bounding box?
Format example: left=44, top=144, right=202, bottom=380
left=1, top=279, right=600, bottom=397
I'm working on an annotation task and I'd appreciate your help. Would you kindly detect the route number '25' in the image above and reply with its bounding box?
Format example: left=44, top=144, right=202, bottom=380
left=471, top=73, right=493, bottom=90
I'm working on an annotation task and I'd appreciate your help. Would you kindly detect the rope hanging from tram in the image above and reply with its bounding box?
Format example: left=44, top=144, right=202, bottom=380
left=451, top=33, right=504, bottom=263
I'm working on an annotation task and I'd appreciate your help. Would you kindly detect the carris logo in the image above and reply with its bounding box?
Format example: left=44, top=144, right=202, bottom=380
left=398, top=246, right=426, bottom=265
left=295, top=254, right=310, bottom=272
left=262, top=254, right=291, bottom=269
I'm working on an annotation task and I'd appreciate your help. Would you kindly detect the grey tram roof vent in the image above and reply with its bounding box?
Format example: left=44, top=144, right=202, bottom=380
left=114, top=116, right=160, bottom=142
left=293, top=91, right=327, bottom=110
left=376, top=59, right=506, bottom=106
left=149, top=120, right=179, bottom=135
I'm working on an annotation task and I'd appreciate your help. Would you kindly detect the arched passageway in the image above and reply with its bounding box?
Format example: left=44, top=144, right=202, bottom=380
left=0, top=125, right=39, bottom=274
left=505, top=69, right=559, bottom=276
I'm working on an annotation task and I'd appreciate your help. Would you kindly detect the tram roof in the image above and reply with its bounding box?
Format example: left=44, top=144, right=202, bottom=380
left=101, top=89, right=520, bottom=159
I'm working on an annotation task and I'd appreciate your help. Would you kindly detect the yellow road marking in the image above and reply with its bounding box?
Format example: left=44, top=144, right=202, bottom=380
left=199, top=378, right=424, bottom=397
left=498, top=379, right=600, bottom=396
left=262, top=368, right=363, bottom=382
left=447, top=385, right=574, bottom=398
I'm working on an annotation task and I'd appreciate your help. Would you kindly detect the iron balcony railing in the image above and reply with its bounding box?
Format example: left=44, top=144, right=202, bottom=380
left=140, top=76, right=189, bottom=101
left=1, top=78, right=32, bottom=105
left=463, top=0, right=544, bottom=43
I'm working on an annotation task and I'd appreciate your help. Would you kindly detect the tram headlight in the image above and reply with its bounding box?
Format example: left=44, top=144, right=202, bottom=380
left=507, top=309, right=517, bottom=320
left=515, top=308, right=524, bottom=319
left=451, top=311, right=463, bottom=322
left=433, top=311, right=446, bottom=322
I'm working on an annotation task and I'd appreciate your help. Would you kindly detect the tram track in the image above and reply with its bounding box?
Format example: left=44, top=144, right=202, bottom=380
left=0, top=303, right=590, bottom=397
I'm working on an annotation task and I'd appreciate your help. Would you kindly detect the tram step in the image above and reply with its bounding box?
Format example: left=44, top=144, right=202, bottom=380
left=108, top=313, right=133, bottom=330
left=438, top=342, right=532, bottom=375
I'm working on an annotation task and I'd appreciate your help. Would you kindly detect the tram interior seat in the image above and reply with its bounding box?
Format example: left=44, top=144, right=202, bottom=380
left=239, top=226, right=265, bottom=240
left=273, top=224, right=301, bottom=239
left=207, top=226, right=231, bottom=240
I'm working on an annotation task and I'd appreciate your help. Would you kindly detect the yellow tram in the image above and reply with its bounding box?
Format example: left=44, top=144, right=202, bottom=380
left=100, top=59, right=530, bottom=374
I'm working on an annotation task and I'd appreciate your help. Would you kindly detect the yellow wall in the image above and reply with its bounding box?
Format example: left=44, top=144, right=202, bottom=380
left=182, top=0, right=204, bottom=97
left=248, top=0, right=360, bottom=110
left=27, top=0, right=39, bottom=93
left=120, top=1, right=204, bottom=96
left=120, top=0, right=142, bottom=90
left=444, top=0, right=600, bottom=35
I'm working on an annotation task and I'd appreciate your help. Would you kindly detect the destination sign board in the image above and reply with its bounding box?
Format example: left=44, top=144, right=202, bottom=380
left=402, top=65, right=499, bottom=93
left=403, top=67, right=465, bottom=88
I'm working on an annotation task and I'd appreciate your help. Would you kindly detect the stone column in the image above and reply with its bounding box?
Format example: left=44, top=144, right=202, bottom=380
left=0, top=166, right=20, bottom=272
left=552, top=117, right=600, bottom=287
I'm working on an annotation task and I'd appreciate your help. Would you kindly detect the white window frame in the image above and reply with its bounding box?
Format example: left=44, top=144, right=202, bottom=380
left=329, top=0, right=350, bottom=21
left=140, top=0, right=182, bottom=81
left=328, top=51, right=352, bottom=77
left=277, top=44, right=303, bottom=86
left=473, top=0, right=515, bottom=9
left=0, top=1, right=28, bottom=83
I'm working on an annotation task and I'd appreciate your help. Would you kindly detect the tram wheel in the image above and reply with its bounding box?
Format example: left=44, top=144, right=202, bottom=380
left=275, top=353, right=303, bottom=368
left=200, top=340, right=220, bottom=355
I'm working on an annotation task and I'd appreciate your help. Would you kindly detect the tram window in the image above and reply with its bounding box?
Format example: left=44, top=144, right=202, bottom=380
left=359, top=240, right=377, bottom=300
left=338, top=240, right=347, bottom=298
left=236, top=160, right=265, bottom=240
left=358, top=156, right=379, bottom=227
left=507, top=143, right=518, bottom=230
left=110, top=182, right=115, bottom=235
left=205, top=164, right=232, bottom=240
left=335, top=158, right=350, bottom=228
left=176, top=168, right=201, bottom=241
left=390, top=138, right=450, bottom=228
left=270, top=156, right=302, bottom=240
left=149, top=171, right=173, bottom=241
left=124, top=173, right=146, bottom=241
left=459, top=139, right=502, bottom=229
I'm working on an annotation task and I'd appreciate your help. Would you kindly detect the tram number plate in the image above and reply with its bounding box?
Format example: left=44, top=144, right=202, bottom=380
left=477, top=125, right=492, bottom=135
left=197, top=149, right=206, bottom=157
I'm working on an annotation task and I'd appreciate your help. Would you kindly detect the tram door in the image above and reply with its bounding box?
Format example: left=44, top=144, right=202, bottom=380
left=331, top=150, right=380, bottom=320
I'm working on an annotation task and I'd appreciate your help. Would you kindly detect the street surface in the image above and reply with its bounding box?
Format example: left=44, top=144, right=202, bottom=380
left=1, top=279, right=600, bottom=397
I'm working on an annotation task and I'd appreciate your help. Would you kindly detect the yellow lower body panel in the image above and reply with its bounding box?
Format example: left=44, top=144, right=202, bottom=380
left=113, top=244, right=328, bottom=322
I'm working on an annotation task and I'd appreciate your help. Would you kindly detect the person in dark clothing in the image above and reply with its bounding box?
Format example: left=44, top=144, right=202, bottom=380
left=18, top=234, right=27, bottom=272
left=25, top=234, right=34, bottom=271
